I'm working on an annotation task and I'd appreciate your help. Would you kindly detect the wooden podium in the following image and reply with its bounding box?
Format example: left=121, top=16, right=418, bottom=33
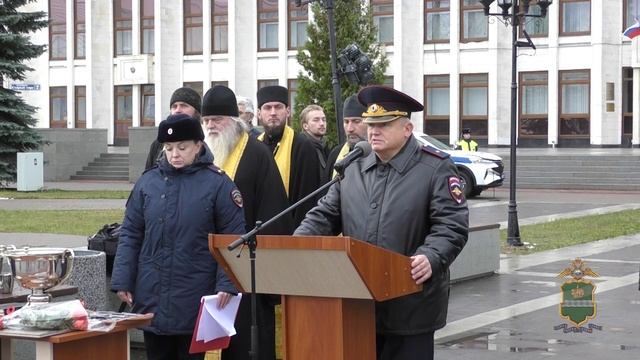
left=210, top=235, right=422, bottom=360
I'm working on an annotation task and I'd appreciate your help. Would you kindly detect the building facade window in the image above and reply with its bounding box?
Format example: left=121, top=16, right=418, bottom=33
left=460, top=0, right=487, bottom=42
left=559, top=70, right=590, bottom=137
left=258, top=0, right=278, bottom=51
left=212, top=0, right=228, bottom=53
left=114, top=0, right=133, bottom=56
left=424, top=75, right=450, bottom=139
left=288, top=79, right=299, bottom=113
left=49, top=0, right=66, bottom=60
left=75, top=86, right=86, bottom=128
left=288, top=2, right=308, bottom=49
left=141, top=84, right=155, bottom=127
left=184, top=0, right=203, bottom=55
left=460, top=73, right=488, bottom=136
left=624, top=0, right=639, bottom=30
left=184, top=82, right=203, bottom=97
left=115, top=86, right=133, bottom=145
left=425, top=0, right=450, bottom=43
left=258, top=79, right=279, bottom=90
left=211, top=81, right=229, bottom=88
left=559, top=0, right=590, bottom=36
left=372, top=0, right=394, bottom=44
left=521, top=0, right=548, bottom=37
left=141, top=0, right=154, bottom=54
left=75, top=0, right=85, bottom=59
left=518, top=71, right=548, bottom=138
left=622, top=67, right=633, bottom=141
left=50, top=87, right=67, bottom=128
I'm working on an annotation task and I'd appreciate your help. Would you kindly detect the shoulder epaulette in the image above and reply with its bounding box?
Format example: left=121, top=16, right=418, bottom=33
left=207, top=164, right=225, bottom=174
left=421, top=145, right=450, bottom=159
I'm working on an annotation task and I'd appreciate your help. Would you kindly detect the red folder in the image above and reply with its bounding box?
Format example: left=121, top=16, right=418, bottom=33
left=189, top=299, right=231, bottom=354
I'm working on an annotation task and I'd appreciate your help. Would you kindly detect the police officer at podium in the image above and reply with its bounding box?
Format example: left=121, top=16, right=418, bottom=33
left=294, top=85, right=468, bottom=360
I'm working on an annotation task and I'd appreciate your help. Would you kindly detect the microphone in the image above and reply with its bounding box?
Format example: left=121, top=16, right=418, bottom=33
left=333, top=141, right=372, bottom=174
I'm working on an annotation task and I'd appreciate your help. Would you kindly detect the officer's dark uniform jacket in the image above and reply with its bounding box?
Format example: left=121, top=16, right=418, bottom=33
left=295, top=135, right=468, bottom=335
left=112, top=146, right=246, bottom=335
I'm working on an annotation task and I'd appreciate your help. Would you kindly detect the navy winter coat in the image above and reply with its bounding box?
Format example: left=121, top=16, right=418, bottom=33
left=111, top=146, right=246, bottom=335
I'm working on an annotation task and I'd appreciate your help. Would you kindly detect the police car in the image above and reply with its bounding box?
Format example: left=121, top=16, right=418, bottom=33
left=414, top=132, right=504, bottom=198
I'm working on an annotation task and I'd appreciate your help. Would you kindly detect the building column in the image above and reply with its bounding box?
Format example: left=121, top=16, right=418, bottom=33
left=590, top=0, right=622, bottom=145
left=86, top=0, right=113, bottom=139
left=449, top=0, right=461, bottom=145
left=547, top=1, right=560, bottom=146
left=278, top=0, right=288, bottom=85
left=154, top=0, right=183, bottom=123
left=396, top=0, right=424, bottom=128
left=202, top=0, right=212, bottom=90
left=234, top=0, right=257, bottom=100
left=65, top=0, right=75, bottom=128
left=633, top=68, right=640, bottom=147
left=490, top=6, right=512, bottom=146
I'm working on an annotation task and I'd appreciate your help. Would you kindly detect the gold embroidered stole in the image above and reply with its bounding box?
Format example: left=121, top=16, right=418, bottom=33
left=221, top=132, right=249, bottom=181
left=331, top=143, right=351, bottom=180
left=258, top=126, right=294, bottom=196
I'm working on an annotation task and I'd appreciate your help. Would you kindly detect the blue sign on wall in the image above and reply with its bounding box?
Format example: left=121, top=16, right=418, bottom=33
left=11, top=84, right=41, bottom=91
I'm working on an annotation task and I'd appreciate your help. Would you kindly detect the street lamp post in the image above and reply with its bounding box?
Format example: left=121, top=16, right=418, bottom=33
left=479, top=0, right=552, bottom=246
left=295, top=0, right=346, bottom=144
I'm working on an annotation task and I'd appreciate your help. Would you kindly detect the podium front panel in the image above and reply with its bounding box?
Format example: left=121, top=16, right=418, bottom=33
left=218, top=249, right=373, bottom=299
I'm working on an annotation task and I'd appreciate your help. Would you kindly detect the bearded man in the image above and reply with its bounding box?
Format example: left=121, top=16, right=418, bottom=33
left=326, top=95, right=368, bottom=180
left=202, top=85, right=292, bottom=360
left=256, top=85, right=322, bottom=227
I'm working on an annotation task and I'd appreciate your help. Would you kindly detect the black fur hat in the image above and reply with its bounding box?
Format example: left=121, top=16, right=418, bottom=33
left=157, top=113, right=204, bottom=143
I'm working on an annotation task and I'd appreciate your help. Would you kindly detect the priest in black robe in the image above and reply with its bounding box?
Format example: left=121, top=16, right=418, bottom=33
left=326, top=94, right=369, bottom=180
left=256, top=85, right=323, bottom=228
left=202, top=85, right=293, bottom=360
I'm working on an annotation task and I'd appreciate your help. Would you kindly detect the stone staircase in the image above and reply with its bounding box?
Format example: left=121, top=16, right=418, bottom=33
left=70, top=153, right=129, bottom=181
left=500, top=154, right=640, bottom=191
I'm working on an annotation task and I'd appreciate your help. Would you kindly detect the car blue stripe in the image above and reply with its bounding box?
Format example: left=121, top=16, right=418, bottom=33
left=452, top=156, right=472, bottom=164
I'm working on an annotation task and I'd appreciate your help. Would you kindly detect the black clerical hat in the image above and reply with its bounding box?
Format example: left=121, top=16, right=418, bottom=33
left=358, top=85, right=423, bottom=123
left=343, top=95, right=367, bottom=118
left=202, top=85, right=239, bottom=117
left=257, top=85, right=288, bottom=108
left=157, top=113, right=204, bottom=143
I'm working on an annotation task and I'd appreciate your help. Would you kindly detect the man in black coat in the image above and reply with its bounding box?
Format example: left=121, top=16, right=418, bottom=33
left=201, top=85, right=292, bottom=360
left=144, top=87, right=202, bottom=170
left=295, top=86, right=469, bottom=360
left=256, top=85, right=323, bottom=227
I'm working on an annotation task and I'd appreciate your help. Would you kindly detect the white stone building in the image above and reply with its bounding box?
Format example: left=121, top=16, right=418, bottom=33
left=8, top=0, right=640, bottom=147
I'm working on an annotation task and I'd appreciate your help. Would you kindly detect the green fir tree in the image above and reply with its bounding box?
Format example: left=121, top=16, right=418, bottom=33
left=0, top=0, right=48, bottom=185
left=294, top=0, right=388, bottom=148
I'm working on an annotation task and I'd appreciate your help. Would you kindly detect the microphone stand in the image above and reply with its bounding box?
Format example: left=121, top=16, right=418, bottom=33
left=228, top=172, right=344, bottom=360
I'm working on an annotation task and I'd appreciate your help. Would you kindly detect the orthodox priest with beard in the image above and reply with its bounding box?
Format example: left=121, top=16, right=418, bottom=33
left=201, top=85, right=293, bottom=360
left=256, top=85, right=323, bottom=227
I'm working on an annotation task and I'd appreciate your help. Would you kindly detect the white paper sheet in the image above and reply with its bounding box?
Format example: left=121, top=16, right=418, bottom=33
left=195, top=294, right=242, bottom=342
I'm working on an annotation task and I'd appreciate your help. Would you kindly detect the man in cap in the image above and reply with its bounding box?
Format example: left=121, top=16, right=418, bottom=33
left=201, top=85, right=292, bottom=360
left=294, top=85, right=469, bottom=360
left=236, top=96, right=261, bottom=138
left=256, top=85, right=322, bottom=227
left=455, top=128, right=478, bottom=152
left=144, top=86, right=202, bottom=170
left=326, top=95, right=368, bottom=180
